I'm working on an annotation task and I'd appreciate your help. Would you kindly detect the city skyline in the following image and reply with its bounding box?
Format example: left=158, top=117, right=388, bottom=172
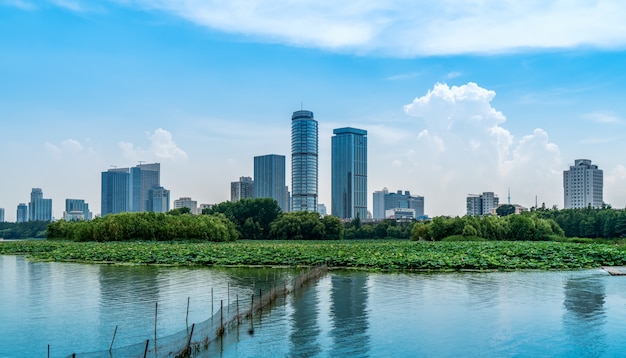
left=2, top=2, right=626, bottom=221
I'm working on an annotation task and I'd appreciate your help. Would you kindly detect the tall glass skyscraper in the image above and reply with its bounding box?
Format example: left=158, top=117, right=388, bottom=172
left=101, top=168, right=130, bottom=216
left=254, top=154, right=288, bottom=212
left=291, top=110, right=318, bottom=212
left=331, top=127, right=367, bottom=219
left=16, top=203, right=28, bottom=223
left=101, top=163, right=162, bottom=216
left=28, top=188, right=52, bottom=222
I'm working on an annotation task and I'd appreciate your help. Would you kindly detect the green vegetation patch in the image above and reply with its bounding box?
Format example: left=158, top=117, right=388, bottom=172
left=2, top=240, right=626, bottom=271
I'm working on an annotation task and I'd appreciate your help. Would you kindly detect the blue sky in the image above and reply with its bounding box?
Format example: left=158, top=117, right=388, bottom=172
left=2, top=1, right=626, bottom=221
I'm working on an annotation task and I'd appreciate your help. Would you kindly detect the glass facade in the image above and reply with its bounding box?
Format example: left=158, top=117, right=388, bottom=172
left=101, top=169, right=130, bottom=216
left=332, top=128, right=367, bottom=219
left=291, top=110, right=318, bottom=212
left=28, top=188, right=52, bottom=222
left=16, top=203, right=28, bottom=223
left=254, top=154, right=287, bottom=212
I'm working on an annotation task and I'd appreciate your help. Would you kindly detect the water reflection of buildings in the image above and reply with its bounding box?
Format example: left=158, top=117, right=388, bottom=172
left=563, top=275, right=606, bottom=356
left=330, top=273, right=370, bottom=356
left=289, top=283, right=323, bottom=357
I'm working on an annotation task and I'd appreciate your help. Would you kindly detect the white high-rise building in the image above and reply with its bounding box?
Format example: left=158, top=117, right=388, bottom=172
left=564, top=159, right=603, bottom=209
left=466, top=192, right=499, bottom=216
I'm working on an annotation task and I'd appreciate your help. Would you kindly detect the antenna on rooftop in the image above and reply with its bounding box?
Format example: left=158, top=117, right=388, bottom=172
left=508, top=187, right=511, bottom=205
left=301, top=101, right=303, bottom=110
left=138, top=161, right=146, bottom=165
left=110, top=165, right=117, bottom=169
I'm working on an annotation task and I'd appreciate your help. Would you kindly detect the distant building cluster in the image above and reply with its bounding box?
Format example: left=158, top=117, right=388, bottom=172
left=1, top=103, right=608, bottom=224
left=373, top=188, right=424, bottom=220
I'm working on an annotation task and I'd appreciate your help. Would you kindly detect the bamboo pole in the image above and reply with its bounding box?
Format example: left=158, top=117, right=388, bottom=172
left=109, top=325, right=118, bottom=352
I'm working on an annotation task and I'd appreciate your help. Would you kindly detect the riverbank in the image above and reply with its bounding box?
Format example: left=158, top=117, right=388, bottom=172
left=3, top=239, right=626, bottom=271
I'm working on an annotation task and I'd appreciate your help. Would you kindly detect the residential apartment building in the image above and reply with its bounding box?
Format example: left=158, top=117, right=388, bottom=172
left=466, top=192, right=499, bottom=216
left=563, top=159, right=603, bottom=209
left=231, top=176, right=254, bottom=202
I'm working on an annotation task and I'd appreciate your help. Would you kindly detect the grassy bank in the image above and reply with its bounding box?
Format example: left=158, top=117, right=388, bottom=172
left=3, top=240, right=626, bottom=271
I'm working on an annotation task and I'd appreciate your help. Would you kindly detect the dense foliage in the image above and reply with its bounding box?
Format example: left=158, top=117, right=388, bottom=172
left=532, top=206, right=626, bottom=239
left=2, top=240, right=626, bottom=270
left=269, top=211, right=344, bottom=240
left=411, top=214, right=564, bottom=241
left=202, top=198, right=281, bottom=240
left=0, top=222, right=48, bottom=240
left=46, top=212, right=238, bottom=242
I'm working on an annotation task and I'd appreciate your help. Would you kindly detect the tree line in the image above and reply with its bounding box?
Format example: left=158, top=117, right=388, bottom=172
left=40, top=199, right=626, bottom=242
left=0, top=221, right=48, bottom=240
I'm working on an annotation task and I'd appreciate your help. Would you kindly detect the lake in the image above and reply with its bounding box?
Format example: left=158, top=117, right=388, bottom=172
left=1, top=255, right=625, bottom=357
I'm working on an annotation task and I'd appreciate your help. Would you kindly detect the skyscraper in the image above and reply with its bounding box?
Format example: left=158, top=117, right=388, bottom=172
left=101, top=163, right=161, bottom=216
left=16, top=203, right=28, bottom=223
left=0, top=208, right=4, bottom=223
left=564, top=159, right=603, bottom=209
left=28, top=188, right=52, bottom=222
left=331, top=127, right=367, bottom=219
left=254, top=154, right=288, bottom=212
left=231, top=176, right=254, bottom=202
left=131, top=163, right=160, bottom=212
left=101, top=168, right=131, bottom=216
left=291, top=110, right=318, bottom=212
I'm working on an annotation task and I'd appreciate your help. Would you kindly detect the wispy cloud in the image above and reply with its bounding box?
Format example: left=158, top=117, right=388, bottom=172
left=446, top=71, right=462, bottom=79
left=584, top=112, right=622, bottom=124
left=385, top=72, right=421, bottom=81
left=1, top=0, right=36, bottom=10
left=121, top=1, right=626, bottom=56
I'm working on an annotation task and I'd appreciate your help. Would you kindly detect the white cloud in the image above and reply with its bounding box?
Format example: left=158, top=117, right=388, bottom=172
left=61, top=138, right=84, bottom=152
left=401, top=82, right=561, bottom=215
left=123, top=1, right=626, bottom=56
left=120, top=128, right=187, bottom=162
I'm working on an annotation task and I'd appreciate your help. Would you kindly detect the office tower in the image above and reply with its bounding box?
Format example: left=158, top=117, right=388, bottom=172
left=147, top=186, right=170, bottom=213
left=28, top=188, right=52, bottom=222
left=254, top=154, right=288, bottom=212
left=16, top=203, right=28, bottom=223
left=231, top=176, right=254, bottom=202
left=174, top=197, right=198, bottom=214
left=291, top=110, right=318, bottom=212
left=63, top=199, right=92, bottom=221
left=131, top=163, right=160, bottom=212
left=0, top=208, right=4, bottom=222
left=466, top=192, right=499, bottom=216
left=101, top=168, right=131, bottom=216
left=331, top=127, right=368, bottom=219
left=101, top=163, right=161, bottom=216
left=564, top=159, right=603, bottom=209
left=373, top=188, right=425, bottom=219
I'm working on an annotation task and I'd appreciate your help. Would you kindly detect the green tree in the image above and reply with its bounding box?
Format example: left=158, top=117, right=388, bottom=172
left=269, top=211, right=326, bottom=240
left=321, top=215, right=344, bottom=240
left=496, top=204, right=516, bottom=217
left=204, top=198, right=281, bottom=239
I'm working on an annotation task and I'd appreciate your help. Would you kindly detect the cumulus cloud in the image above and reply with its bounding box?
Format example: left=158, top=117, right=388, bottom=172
left=121, top=1, right=626, bottom=56
left=120, top=128, right=187, bottom=162
left=44, top=138, right=87, bottom=159
left=402, top=82, right=562, bottom=215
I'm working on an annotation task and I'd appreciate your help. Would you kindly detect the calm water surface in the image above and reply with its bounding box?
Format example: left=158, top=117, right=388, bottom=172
left=1, top=255, right=625, bottom=357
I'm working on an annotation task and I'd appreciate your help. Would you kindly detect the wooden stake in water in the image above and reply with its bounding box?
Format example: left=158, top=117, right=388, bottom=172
left=143, top=340, right=149, bottom=358
left=186, top=296, right=190, bottom=329
left=185, top=323, right=195, bottom=354
left=228, top=282, right=230, bottom=313
left=154, top=302, right=158, bottom=351
left=211, top=287, right=214, bottom=317
left=109, top=325, right=118, bottom=352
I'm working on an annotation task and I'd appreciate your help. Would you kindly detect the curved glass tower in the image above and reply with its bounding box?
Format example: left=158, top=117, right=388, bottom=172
left=291, top=110, right=318, bottom=212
